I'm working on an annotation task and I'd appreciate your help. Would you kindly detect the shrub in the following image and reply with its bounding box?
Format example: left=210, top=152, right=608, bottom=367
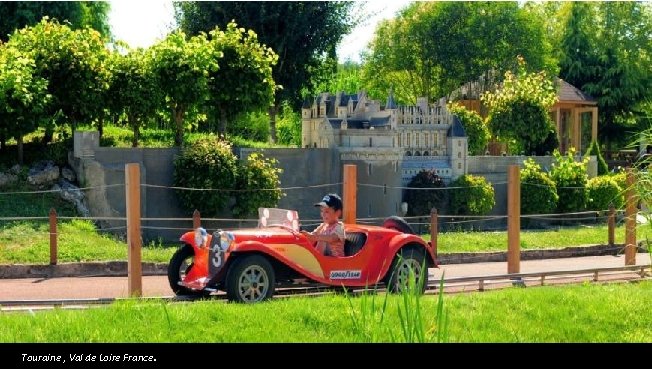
left=448, top=103, right=490, bottom=155
left=584, top=140, right=608, bottom=176
left=520, top=158, right=558, bottom=214
left=232, top=152, right=284, bottom=218
left=404, top=170, right=447, bottom=216
left=228, top=110, right=269, bottom=142
left=173, top=138, right=238, bottom=217
left=550, top=149, right=589, bottom=213
left=587, top=175, right=624, bottom=211
left=449, top=175, right=495, bottom=215
left=276, top=102, right=301, bottom=147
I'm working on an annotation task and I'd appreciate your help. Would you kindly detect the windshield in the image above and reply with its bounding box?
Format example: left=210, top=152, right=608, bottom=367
left=258, top=208, right=300, bottom=231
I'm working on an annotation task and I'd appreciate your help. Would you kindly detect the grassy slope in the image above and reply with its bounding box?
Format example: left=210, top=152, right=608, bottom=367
left=0, top=282, right=649, bottom=342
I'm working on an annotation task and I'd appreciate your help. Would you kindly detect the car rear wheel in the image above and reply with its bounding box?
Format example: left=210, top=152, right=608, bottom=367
left=382, top=216, right=415, bottom=234
left=168, top=244, right=207, bottom=296
left=226, top=255, right=276, bottom=303
left=385, top=247, right=427, bottom=294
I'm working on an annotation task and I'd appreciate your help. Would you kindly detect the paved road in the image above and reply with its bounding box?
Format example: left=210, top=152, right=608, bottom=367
left=0, top=253, right=649, bottom=301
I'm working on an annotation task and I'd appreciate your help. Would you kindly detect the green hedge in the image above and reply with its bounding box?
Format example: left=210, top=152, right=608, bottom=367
left=449, top=174, right=495, bottom=215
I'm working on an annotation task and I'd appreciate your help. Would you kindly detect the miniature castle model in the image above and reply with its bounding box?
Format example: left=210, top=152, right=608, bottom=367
left=301, top=90, right=468, bottom=184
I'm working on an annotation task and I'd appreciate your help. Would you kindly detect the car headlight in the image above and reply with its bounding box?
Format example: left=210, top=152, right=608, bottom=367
left=220, top=231, right=235, bottom=251
left=194, top=227, right=208, bottom=248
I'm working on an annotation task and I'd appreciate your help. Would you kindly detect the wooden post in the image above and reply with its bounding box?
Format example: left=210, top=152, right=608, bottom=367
left=507, top=165, right=521, bottom=274
left=607, top=203, right=615, bottom=247
left=343, top=164, right=357, bottom=224
left=125, top=163, right=142, bottom=297
left=430, top=208, right=438, bottom=258
left=49, top=208, right=57, bottom=265
left=193, top=209, right=201, bottom=229
left=625, top=168, right=636, bottom=265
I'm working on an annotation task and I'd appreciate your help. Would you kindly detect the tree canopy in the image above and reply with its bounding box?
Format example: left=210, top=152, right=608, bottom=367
left=0, top=1, right=112, bottom=41
left=362, top=1, right=556, bottom=104
left=174, top=1, right=359, bottom=141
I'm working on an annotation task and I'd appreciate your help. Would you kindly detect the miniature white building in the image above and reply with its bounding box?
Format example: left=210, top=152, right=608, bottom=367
left=301, top=91, right=468, bottom=184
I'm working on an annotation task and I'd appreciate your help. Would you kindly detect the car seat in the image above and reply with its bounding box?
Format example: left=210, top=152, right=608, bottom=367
left=344, top=232, right=367, bottom=256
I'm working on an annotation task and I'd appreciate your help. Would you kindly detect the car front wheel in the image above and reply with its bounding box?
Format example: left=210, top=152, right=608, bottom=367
left=167, top=244, right=207, bottom=296
left=385, top=247, right=427, bottom=294
left=226, top=255, right=276, bottom=303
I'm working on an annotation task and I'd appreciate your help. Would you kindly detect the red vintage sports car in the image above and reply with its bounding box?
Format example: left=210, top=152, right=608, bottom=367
left=168, top=208, right=437, bottom=303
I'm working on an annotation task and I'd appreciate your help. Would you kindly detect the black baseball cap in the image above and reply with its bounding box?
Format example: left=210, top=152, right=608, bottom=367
left=314, top=193, right=343, bottom=211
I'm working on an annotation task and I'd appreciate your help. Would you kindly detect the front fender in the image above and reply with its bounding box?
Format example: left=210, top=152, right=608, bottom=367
left=377, top=233, right=434, bottom=281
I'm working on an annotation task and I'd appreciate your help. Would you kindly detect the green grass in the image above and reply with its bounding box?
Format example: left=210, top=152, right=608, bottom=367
left=0, top=220, right=175, bottom=264
left=424, top=224, right=652, bottom=253
left=88, top=125, right=291, bottom=149
left=0, top=281, right=649, bottom=342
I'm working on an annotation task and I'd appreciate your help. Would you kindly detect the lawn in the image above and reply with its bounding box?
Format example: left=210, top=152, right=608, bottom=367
left=0, top=281, right=649, bottom=342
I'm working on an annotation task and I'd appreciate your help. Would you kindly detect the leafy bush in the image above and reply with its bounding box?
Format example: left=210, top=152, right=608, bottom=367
left=174, top=138, right=285, bottom=218
left=482, top=57, right=558, bottom=155
left=448, top=103, right=490, bottom=155
left=532, top=129, right=559, bottom=156
left=584, top=140, right=608, bottom=175
left=232, top=152, right=284, bottom=218
left=587, top=175, right=623, bottom=211
left=449, top=175, right=495, bottom=215
left=276, top=103, right=302, bottom=147
left=550, top=149, right=589, bottom=213
left=228, top=110, right=269, bottom=142
left=173, top=138, right=238, bottom=217
left=404, top=170, right=447, bottom=216
left=520, top=158, right=558, bottom=214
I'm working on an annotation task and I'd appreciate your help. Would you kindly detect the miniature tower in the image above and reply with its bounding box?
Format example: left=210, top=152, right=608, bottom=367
left=301, top=98, right=313, bottom=148
left=447, top=116, right=468, bottom=179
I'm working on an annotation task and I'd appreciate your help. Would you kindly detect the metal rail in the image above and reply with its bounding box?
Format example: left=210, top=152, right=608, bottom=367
left=1, top=264, right=649, bottom=310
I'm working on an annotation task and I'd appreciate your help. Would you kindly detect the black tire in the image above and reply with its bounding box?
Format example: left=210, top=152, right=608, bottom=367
left=382, top=216, right=415, bottom=234
left=167, top=244, right=207, bottom=296
left=226, top=255, right=276, bottom=303
left=384, top=247, right=427, bottom=294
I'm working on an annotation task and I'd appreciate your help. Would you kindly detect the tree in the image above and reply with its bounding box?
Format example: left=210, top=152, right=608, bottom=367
left=0, top=1, right=112, bottom=41
left=7, top=18, right=110, bottom=140
left=175, top=1, right=359, bottom=142
left=107, top=49, right=162, bottom=147
left=482, top=57, right=558, bottom=155
left=558, top=2, right=598, bottom=91
left=0, top=43, right=51, bottom=164
left=149, top=31, right=215, bottom=146
left=362, top=2, right=556, bottom=104
left=557, top=2, right=652, bottom=149
left=206, top=22, right=277, bottom=135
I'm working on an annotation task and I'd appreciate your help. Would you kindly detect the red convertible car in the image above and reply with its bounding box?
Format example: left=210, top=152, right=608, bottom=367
left=168, top=208, right=437, bottom=303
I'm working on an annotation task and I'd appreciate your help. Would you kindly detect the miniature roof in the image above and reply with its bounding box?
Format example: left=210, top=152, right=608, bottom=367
left=447, top=116, right=466, bottom=137
left=557, top=79, right=596, bottom=104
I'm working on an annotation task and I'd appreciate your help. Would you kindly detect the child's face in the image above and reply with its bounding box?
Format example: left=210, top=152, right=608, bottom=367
left=320, top=206, right=341, bottom=224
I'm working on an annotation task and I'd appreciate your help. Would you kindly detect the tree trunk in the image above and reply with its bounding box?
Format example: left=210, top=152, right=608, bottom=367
left=42, top=122, right=54, bottom=144
left=17, top=135, right=23, bottom=165
left=217, top=105, right=228, bottom=136
left=97, top=111, right=104, bottom=139
left=173, top=107, right=185, bottom=146
left=268, top=105, right=278, bottom=144
left=129, top=114, right=139, bottom=147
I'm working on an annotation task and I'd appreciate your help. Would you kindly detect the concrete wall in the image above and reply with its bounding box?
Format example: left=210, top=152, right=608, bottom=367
left=71, top=132, right=598, bottom=241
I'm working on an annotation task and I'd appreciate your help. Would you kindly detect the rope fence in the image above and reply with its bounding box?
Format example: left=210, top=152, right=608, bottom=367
left=0, top=165, right=643, bottom=274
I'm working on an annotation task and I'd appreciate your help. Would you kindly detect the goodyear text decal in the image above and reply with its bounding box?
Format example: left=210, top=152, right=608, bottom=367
left=329, top=270, right=362, bottom=280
